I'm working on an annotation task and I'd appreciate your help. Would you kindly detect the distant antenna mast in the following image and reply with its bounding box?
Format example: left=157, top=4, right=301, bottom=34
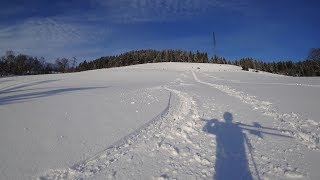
left=212, top=32, right=216, bottom=58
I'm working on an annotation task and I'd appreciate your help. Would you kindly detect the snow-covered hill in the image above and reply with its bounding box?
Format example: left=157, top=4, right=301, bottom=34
left=1, top=62, right=320, bottom=179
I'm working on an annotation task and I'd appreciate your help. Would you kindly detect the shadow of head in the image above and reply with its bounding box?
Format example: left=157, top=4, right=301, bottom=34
left=223, top=112, right=233, bottom=123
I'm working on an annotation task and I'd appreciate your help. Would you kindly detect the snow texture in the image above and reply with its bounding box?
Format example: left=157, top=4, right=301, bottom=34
left=0, top=62, right=320, bottom=180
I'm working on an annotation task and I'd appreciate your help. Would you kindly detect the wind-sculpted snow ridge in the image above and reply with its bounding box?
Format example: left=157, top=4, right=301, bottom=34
left=192, top=71, right=320, bottom=150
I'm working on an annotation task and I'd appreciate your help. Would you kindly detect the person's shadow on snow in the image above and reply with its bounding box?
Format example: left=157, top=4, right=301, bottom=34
left=203, top=112, right=292, bottom=180
left=203, top=112, right=253, bottom=180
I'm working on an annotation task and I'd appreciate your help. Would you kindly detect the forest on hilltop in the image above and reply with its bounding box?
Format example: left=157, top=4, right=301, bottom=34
left=1, top=48, right=320, bottom=77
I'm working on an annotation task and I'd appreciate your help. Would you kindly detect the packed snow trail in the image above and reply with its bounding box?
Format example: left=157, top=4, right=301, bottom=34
left=1, top=63, right=320, bottom=179
left=39, top=70, right=311, bottom=179
left=192, top=71, right=320, bottom=150
left=205, top=75, right=320, bottom=88
left=38, top=85, right=204, bottom=179
left=92, top=71, right=309, bottom=180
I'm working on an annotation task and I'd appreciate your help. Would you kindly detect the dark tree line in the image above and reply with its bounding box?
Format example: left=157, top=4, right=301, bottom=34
left=0, top=50, right=77, bottom=76
left=76, top=49, right=208, bottom=71
left=236, top=57, right=320, bottom=76
left=1, top=48, right=320, bottom=77
left=209, top=48, right=320, bottom=76
left=214, top=57, right=320, bottom=76
left=231, top=49, right=320, bottom=76
left=0, top=50, right=52, bottom=76
left=77, top=48, right=320, bottom=77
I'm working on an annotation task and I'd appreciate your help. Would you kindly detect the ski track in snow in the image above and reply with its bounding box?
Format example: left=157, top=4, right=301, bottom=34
left=36, top=70, right=318, bottom=179
left=207, top=75, right=320, bottom=88
left=192, top=71, right=320, bottom=150
left=38, top=84, right=203, bottom=179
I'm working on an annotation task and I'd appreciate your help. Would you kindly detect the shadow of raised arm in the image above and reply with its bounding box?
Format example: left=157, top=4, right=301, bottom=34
left=237, top=122, right=292, bottom=139
left=201, top=118, right=220, bottom=134
left=237, top=122, right=291, bottom=132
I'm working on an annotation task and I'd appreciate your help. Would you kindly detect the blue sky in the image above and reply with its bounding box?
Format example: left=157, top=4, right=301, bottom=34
left=0, top=0, right=319, bottom=62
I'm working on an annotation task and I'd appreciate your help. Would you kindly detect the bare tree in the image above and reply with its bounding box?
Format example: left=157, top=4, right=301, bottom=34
left=55, top=58, right=69, bottom=72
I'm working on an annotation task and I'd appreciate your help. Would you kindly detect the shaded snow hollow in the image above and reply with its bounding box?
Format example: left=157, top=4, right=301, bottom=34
left=0, top=62, right=320, bottom=179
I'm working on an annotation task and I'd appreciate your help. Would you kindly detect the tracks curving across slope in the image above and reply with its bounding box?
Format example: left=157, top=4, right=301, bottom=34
left=38, top=84, right=202, bottom=179
left=37, top=70, right=318, bottom=179
left=192, top=71, right=320, bottom=150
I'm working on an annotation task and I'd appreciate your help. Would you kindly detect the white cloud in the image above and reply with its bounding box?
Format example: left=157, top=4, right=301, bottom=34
left=0, top=17, right=112, bottom=60
left=0, top=0, right=254, bottom=61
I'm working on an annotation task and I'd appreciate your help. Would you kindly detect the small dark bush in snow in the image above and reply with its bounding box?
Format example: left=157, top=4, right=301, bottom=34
left=241, top=65, right=249, bottom=71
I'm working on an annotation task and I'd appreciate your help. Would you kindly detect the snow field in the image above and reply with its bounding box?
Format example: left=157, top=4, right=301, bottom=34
left=0, top=62, right=319, bottom=179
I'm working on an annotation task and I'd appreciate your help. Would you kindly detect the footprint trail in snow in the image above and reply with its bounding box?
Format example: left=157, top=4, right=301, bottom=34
left=38, top=70, right=317, bottom=180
